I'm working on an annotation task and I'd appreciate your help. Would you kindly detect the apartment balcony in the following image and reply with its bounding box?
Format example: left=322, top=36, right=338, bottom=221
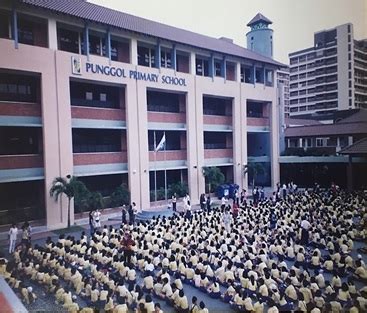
left=73, top=151, right=128, bottom=166
left=0, top=154, right=43, bottom=169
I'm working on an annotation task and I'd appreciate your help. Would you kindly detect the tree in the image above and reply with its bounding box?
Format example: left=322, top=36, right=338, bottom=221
left=87, top=192, right=104, bottom=211
left=110, top=184, right=130, bottom=207
left=243, top=162, right=265, bottom=189
left=49, top=175, right=87, bottom=228
left=202, top=166, right=225, bottom=193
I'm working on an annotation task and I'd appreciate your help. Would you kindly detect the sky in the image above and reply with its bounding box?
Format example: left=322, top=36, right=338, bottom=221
left=89, top=0, right=367, bottom=64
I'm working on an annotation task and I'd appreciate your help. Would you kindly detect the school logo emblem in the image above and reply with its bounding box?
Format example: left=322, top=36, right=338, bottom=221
left=71, top=56, right=82, bottom=75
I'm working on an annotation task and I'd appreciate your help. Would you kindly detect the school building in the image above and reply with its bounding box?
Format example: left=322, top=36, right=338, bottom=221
left=0, top=0, right=283, bottom=228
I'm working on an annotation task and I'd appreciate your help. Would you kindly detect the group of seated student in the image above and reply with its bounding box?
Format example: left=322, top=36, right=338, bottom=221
left=0, top=188, right=367, bottom=313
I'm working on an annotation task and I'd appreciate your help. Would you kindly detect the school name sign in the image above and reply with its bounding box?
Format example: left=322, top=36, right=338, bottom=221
left=71, top=56, right=187, bottom=86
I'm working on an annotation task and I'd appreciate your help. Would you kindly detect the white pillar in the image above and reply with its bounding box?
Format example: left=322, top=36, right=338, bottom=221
left=130, top=38, right=138, bottom=65
left=299, top=138, right=303, bottom=148
left=48, top=18, right=58, bottom=50
left=190, top=52, right=196, bottom=75
left=236, top=62, right=241, bottom=82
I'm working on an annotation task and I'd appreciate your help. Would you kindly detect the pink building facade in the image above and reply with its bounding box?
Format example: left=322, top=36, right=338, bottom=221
left=0, top=0, right=281, bottom=229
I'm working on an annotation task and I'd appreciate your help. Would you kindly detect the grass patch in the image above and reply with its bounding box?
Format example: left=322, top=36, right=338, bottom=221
left=52, top=225, right=84, bottom=235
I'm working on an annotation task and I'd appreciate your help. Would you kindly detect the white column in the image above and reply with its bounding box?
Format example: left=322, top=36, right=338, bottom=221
left=233, top=92, right=244, bottom=190
left=236, top=62, right=241, bottom=82
left=190, top=52, right=196, bottom=75
left=130, top=38, right=138, bottom=66
left=348, top=136, right=353, bottom=146
left=48, top=18, right=58, bottom=50
left=299, top=138, right=303, bottom=148
left=270, top=98, right=280, bottom=189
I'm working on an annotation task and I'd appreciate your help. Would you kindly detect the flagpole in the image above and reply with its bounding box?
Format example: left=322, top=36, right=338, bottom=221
left=164, top=131, right=167, bottom=204
left=154, top=130, right=157, bottom=203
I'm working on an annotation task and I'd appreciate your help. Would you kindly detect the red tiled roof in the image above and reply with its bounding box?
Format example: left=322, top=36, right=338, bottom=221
left=19, top=0, right=283, bottom=67
left=339, top=137, right=367, bottom=155
left=335, top=109, right=367, bottom=124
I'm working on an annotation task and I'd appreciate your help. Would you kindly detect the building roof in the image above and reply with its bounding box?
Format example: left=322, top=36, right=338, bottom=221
left=335, top=109, right=367, bottom=124
left=19, top=0, right=283, bottom=67
left=339, top=137, right=367, bottom=155
left=285, top=118, right=322, bottom=127
left=285, top=109, right=367, bottom=137
left=247, top=13, right=273, bottom=26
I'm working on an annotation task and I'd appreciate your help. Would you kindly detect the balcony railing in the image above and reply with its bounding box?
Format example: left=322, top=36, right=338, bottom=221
left=147, top=112, right=186, bottom=124
left=73, top=152, right=128, bottom=165
left=0, top=102, right=41, bottom=116
left=149, top=150, right=187, bottom=161
left=204, top=148, right=233, bottom=159
left=0, top=154, right=43, bottom=169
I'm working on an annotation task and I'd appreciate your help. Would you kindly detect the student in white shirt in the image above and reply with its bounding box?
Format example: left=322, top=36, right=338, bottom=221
left=8, top=223, right=18, bottom=254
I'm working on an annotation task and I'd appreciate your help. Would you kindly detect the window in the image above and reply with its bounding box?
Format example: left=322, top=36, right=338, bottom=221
left=214, top=60, right=222, bottom=77
left=316, top=138, right=323, bottom=147
left=18, top=19, right=33, bottom=45
left=0, top=11, right=9, bottom=39
left=255, top=67, right=264, bottom=83
left=160, top=49, right=172, bottom=68
left=0, top=73, right=39, bottom=103
left=89, top=34, right=106, bottom=56
left=241, top=65, right=253, bottom=83
left=58, top=27, right=80, bottom=53
left=72, top=129, right=122, bottom=153
left=196, top=57, right=209, bottom=76
left=265, top=69, right=273, bottom=86
left=138, top=46, right=156, bottom=67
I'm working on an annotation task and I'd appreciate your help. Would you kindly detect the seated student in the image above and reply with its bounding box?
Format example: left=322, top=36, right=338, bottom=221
left=329, top=293, right=343, bottom=313
left=324, top=280, right=335, bottom=302
left=153, top=277, right=163, bottom=298
left=143, top=273, right=154, bottom=293
left=99, top=286, right=109, bottom=310
left=310, top=251, right=321, bottom=269
left=314, top=289, right=325, bottom=310
left=190, top=296, right=199, bottom=313
left=247, top=275, right=257, bottom=296
left=90, top=284, right=99, bottom=308
left=347, top=277, right=358, bottom=299
left=174, top=290, right=189, bottom=313
left=127, top=266, right=137, bottom=287
left=314, top=269, right=326, bottom=288
left=242, top=291, right=254, bottom=313
left=160, top=277, right=173, bottom=302
left=136, top=302, right=147, bottom=313
left=285, top=242, right=295, bottom=261
left=267, top=299, right=279, bottom=313
left=298, top=293, right=307, bottom=312
left=253, top=300, right=264, bottom=313
left=278, top=291, right=293, bottom=312
left=337, top=282, right=352, bottom=307
left=113, top=298, right=128, bottom=313
left=284, top=278, right=298, bottom=303
left=354, top=259, right=367, bottom=282
left=197, top=301, right=208, bottom=313
left=207, top=277, right=221, bottom=299
left=198, top=273, right=209, bottom=292
left=144, top=294, right=155, bottom=313
left=154, top=303, right=163, bottom=313
left=55, top=284, right=65, bottom=304
left=222, top=280, right=236, bottom=303
left=104, top=295, right=114, bottom=312
left=258, top=278, right=270, bottom=302
left=184, top=262, right=195, bottom=284
left=323, top=256, right=334, bottom=272
left=173, top=272, right=183, bottom=291
left=331, top=271, right=342, bottom=291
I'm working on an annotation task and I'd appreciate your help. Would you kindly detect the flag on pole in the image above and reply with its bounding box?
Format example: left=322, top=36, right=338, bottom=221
left=155, top=133, right=166, bottom=152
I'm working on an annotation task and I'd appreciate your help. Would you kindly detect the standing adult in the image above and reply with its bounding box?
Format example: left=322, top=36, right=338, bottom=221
left=121, top=231, right=135, bottom=266
left=260, top=187, right=265, bottom=202
left=200, top=194, right=206, bottom=211
left=8, top=223, right=18, bottom=254
left=282, top=183, right=287, bottom=199
left=89, top=211, right=95, bottom=236
left=183, top=193, right=190, bottom=213
left=300, top=217, right=311, bottom=245
left=128, top=204, right=134, bottom=225
left=171, top=193, right=177, bottom=212
left=21, top=222, right=30, bottom=248
left=93, top=209, right=101, bottom=230
left=121, top=205, right=127, bottom=224
left=222, top=209, right=232, bottom=232
left=206, top=195, right=211, bottom=212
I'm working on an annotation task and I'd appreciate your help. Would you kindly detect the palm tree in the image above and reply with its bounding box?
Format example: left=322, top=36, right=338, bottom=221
left=243, top=162, right=265, bottom=189
left=49, top=175, right=87, bottom=228
left=202, top=166, right=225, bottom=193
